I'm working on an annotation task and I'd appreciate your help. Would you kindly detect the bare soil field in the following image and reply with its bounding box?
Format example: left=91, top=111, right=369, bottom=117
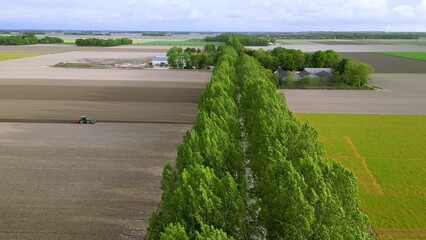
left=0, top=122, right=191, bottom=239
left=281, top=73, right=426, bottom=115
left=310, top=40, right=386, bottom=45
left=0, top=45, right=211, bottom=239
left=0, top=81, right=205, bottom=124
left=340, top=52, right=426, bottom=73
left=0, top=45, right=171, bottom=54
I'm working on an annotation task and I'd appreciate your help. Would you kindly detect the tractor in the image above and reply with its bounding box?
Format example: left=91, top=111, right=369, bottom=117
left=74, top=116, right=96, bottom=124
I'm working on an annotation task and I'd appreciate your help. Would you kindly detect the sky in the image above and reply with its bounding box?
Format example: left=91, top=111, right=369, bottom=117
left=0, top=0, right=426, bottom=32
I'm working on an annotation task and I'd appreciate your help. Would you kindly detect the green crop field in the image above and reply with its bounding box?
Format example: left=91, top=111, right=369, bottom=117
left=295, top=114, right=426, bottom=240
left=135, top=41, right=225, bottom=47
left=376, top=52, right=426, bottom=61
left=63, top=39, right=75, bottom=44
left=0, top=53, right=41, bottom=61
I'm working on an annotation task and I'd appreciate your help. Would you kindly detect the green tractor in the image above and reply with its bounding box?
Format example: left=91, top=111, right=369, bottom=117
left=74, top=116, right=96, bottom=124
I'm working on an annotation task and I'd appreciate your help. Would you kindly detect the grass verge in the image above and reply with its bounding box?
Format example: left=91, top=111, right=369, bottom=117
left=295, top=114, right=426, bottom=240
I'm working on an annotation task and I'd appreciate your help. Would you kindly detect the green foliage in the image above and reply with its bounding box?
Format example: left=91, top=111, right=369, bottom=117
left=260, top=158, right=314, bottom=239
left=226, top=35, right=245, bottom=53
left=252, top=47, right=341, bottom=71
left=0, top=34, right=38, bottom=45
left=376, top=52, right=426, bottom=61
left=286, top=71, right=296, bottom=87
left=301, top=76, right=311, bottom=87
left=167, top=46, right=214, bottom=69
left=38, top=36, right=64, bottom=44
left=75, top=37, right=132, bottom=47
left=205, top=33, right=270, bottom=46
left=338, top=59, right=373, bottom=87
left=237, top=54, right=375, bottom=239
left=195, top=224, right=235, bottom=240
left=149, top=45, right=375, bottom=240
left=161, top=223, right=189, bottom=240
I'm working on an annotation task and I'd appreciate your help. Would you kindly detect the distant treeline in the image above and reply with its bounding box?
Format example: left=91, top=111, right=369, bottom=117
left=64, top=32, right=112, bottom=36
left=75, top=38, right=133, bottom=47
left=0, top=34, right=64, bottom=45
left=252, top=32, right=423, bottom=39
left=205, top=33, right=272, bottom=46
left=142, top=32, right=167, bottom=36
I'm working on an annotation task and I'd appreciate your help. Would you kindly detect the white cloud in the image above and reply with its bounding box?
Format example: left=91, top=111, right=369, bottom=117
left=391, top=5, right=416, bottom=18
left=0, top=0, right=424, bottom=31
left=419, top=0, right=426, bottom=12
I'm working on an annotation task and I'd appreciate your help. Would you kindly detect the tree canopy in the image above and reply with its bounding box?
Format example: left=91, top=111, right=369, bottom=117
left=149, top=40, right=376, bottom=239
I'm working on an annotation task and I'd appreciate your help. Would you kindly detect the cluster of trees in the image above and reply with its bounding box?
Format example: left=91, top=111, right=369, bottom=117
left=37, top=36, right=64, bottom=44
left=250, top=47, right=373, bottom=87
left=149, top=38, right=376, bottom=239
left=335, top=59, right=374, bottom=87
left=149, top=46, right=245, bottom=239
left=246, top=32, right=422, bottom=39
left=205, top=34, right=271, bottom=46
left=64, top=32, right=111, bottom=36
left=251, top=47, right=342, bottom=71
left=238, top=54, right=374, bottom=238
left=166, top=44, right=217, bottom=69
left=0, top=34, right=38, bottom=45
left=0, top=34, right=65, bottom=45
left=75, top=38, right=133, bottom=47
left=143, top=32, right=167, bottom=36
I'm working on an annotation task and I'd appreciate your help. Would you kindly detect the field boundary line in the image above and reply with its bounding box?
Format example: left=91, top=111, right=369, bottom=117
left=344, top=137, right=384, bottom=195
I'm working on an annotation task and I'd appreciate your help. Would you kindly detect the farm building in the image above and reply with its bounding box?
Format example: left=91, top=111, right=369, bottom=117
left=277, top=67, right=335, bottom=86
left=152, top=56, right=168, bottom=67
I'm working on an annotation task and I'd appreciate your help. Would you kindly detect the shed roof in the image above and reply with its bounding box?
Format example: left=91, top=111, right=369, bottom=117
left=304, top=68, right=332, bottom=74
left=152, top=56, right=168, bottom=61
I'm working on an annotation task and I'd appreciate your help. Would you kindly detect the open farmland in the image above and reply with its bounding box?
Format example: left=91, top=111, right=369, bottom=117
left=0, top=122, right=192, bottom=239
left=0, top=46, right=211, bottom=239
left=281, top=73, right=426, bottom=115
left=339, top=52, right=426, bottom=73
left=137, top=41, right=225, bottom=46
left=376, top=52, right=426, bottom=61
left=295, top=114, right=426, bottom=240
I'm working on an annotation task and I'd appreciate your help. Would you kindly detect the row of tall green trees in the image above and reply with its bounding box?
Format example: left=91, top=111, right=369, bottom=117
left=75, top=37, right=132, bottom=46
left=149, top=38, right=376, bottom=239
left=166, top=44, right=217, bottom=69
left=250, top=47, right=373, bottom=87
left=238, top=54, right=374, bottom=239
left=149, top=46, right=246, bottom=239
left=0, top=34, right=64, bottom=45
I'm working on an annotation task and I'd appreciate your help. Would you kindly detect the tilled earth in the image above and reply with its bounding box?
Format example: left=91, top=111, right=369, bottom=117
left=0, top=47, right=210, bottom=239
left=340, top=52, right=426, bottom=73
left=0, top=122, right=192, bottom=240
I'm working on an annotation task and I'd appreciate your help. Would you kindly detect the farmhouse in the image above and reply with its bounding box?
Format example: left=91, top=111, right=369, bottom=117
left=277, top=67, right=333, bottom=81
left=276, top=67, right=335, bottom=87
left=152, top=56, right=168, bottom=67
